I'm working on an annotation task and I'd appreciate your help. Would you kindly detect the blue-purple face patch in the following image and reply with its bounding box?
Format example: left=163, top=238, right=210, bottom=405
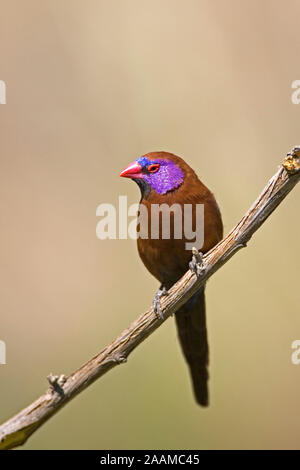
left=136, top=157, right=185, bottom=194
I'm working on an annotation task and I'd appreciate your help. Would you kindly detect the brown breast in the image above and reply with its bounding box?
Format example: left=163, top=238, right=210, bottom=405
left=137, top=173, right=223, bottom=288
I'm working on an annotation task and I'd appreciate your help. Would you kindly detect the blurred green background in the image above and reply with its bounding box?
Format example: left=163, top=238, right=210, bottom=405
left=0, top=0, right=300, bottom=450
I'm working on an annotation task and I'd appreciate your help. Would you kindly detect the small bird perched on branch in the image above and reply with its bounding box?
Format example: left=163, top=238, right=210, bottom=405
left=120, top=152, right=223, bottom=406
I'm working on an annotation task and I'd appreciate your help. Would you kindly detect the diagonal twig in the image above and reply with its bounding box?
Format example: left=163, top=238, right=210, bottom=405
left=0, top=147, right=299, bottom=450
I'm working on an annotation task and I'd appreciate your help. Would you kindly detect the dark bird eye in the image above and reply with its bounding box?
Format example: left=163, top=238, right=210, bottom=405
left=147, top=164, right=160, bottom=173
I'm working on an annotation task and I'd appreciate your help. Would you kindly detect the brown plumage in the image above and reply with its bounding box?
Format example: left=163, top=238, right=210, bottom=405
left=121, top=151, right=223, bottom=406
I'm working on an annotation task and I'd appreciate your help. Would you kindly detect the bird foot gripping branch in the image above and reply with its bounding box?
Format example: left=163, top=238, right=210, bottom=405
left=153, top=286, right=169, bottom=320
left=189, top=247, right=205, bottom=277
left=152, top=244, right=206, bottom=321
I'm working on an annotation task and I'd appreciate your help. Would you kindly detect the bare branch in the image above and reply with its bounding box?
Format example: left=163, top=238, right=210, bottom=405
left=0, top=147, right=299, bottom=450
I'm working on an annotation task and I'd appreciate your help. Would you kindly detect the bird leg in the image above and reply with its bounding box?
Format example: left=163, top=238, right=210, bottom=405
left=153, top=285, right=169, bottom=320
left=189, top=247, right=205, bottom=277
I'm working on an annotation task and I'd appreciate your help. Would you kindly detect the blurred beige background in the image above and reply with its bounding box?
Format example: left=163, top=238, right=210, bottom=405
left=0, top=0, right=300, bottom=450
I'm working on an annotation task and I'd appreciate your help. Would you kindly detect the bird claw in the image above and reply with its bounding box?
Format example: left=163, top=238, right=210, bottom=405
left=189, top=247, right=205, bottom=277
left=153, top=286, right=169, bottom=320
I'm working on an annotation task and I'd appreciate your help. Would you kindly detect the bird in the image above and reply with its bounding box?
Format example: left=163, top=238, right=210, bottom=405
left=120, top=152, right=223, bottom=406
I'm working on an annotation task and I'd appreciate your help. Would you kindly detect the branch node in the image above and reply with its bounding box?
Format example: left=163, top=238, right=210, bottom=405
left=47, top=373, right=67, bottom=396
left=236, top=240, right=248, bottom=248
left=283, top=147, right=300, bottom=174
left=112, top=354, right=127, bottom=364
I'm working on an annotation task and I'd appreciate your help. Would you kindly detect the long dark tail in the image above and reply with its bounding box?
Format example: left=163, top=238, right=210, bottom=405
left=175, top=287, right=209, bottom=406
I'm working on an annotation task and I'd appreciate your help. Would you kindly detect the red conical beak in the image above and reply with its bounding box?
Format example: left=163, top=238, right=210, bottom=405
left=120, top=161, right=143, bottom=179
